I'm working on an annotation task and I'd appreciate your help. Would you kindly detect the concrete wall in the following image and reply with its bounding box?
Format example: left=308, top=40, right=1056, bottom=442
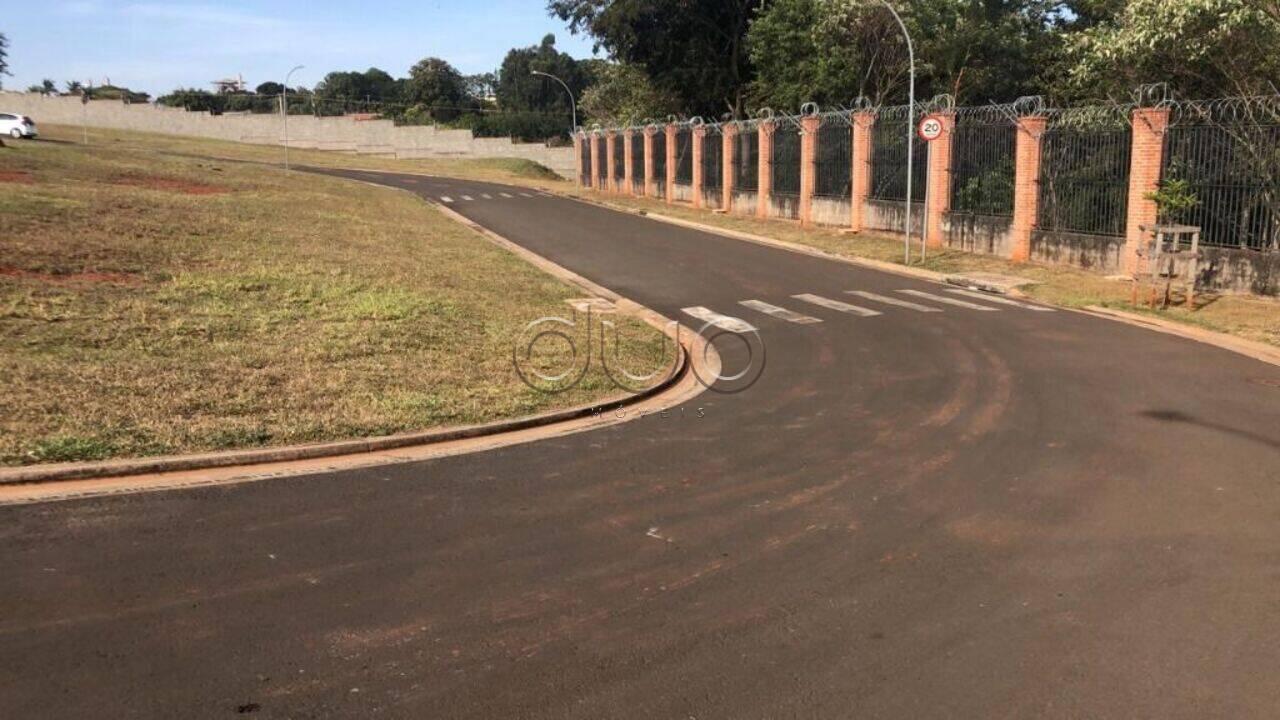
left=1190, top=247, right=1280, bottom=296
left=1031, top=230, right=1125, bottom=272
left=865, top=199, right=926, bottom=236
left=945, top=213, right=1014, bottom=257
left=811, top=196, right=852, bottom=228
left=768, top=193, right=801, bottom=220
left=730, top=191, right=757, bottom=216
left=4, top=93, right=576, bottom=179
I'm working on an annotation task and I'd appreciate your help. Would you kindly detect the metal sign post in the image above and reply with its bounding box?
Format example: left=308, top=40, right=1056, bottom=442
left=916, top=114, right=943, bottom=262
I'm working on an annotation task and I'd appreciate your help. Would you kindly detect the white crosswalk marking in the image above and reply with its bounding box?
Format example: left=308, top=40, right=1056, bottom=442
left=682, top=307, right=757, bottom=333
left=898, top=289, right=999, bottom=311
left=500, top=192, right=514, bottom=198
left=739, top=300, right=823, bottom=324
left=846, top=290, right=942, bottom=312
left=440, top=196, right=454, bottom=203
left=519, top=192, right=533, bottom=197
left=481, top=193, right=493, bottom=199
left=792, top=294, right=881, bottom=317
left=461, top=195, right=474, bottom=201
left=945, top=288, right=1056, bottom=311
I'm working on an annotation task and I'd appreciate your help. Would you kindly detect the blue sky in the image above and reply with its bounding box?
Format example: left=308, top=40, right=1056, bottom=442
left=3, top=1, right=601, bottom=95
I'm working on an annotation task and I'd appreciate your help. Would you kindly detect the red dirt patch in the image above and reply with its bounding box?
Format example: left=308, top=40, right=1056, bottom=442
left=112, top=175, right=230, bottom=195
left=0, top=170, right=35, bottom=184
left=0, top=266, right=143, bottom=285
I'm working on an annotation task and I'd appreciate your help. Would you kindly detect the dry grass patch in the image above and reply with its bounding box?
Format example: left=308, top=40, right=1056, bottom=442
left=0, top=127, right=667, bottom=465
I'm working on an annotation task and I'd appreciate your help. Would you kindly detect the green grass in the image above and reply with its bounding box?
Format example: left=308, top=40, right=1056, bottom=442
left=576, top=189, right=1280, bottom=348
left=0, top=126, right=668, bottom=465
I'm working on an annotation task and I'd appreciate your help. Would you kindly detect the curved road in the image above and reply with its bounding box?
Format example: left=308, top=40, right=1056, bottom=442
left=3, top=170, right=1279, bottom=718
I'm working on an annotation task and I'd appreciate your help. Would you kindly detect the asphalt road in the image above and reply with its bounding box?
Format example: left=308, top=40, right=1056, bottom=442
left=3, top=170, right=1279, bottom=719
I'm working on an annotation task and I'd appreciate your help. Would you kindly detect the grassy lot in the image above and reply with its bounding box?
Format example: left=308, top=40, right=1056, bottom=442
left=571, top=189, right=1280, bottom=347
left=0, top=126, right=667, bottom=466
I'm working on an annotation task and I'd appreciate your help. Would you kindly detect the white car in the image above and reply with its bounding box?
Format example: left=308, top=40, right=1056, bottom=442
left=0, top=112, right=38, bottom=139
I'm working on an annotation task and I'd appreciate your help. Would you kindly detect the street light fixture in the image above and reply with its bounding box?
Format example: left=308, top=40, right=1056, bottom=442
left=282, top=65, right=305, bottom=171
left=530, top=70, right=577, bottom=134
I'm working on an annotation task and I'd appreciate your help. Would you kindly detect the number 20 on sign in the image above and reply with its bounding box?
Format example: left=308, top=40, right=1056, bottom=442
left=918, top=115, right=944, bottom=142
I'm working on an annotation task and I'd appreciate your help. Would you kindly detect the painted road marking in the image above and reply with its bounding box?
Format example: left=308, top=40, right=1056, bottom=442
left=681, top=307, right=757, bottom=333
left=519, top=192, right=533, bottom=197
left=481, top=193, right=494, bottom=199
left=440, top=196, right=454, bottom=203
left=739, top=300, right=823, bottom=324
left=898, top=289, right=999, bottom=311
left=500, top=192, right=514, bottom=198
left=846, top=290, right=942, bottom=312
left=945, top=288, right=1056, bottom=311
left=792, top=294, right=882, bottom=317
left=461, top=195, right=474, bottom=201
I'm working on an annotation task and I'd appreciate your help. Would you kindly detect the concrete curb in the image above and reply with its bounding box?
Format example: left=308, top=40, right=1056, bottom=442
left=1082, top=305, right=1280, bottom=368
left=0, top=179, right=718, bottom=491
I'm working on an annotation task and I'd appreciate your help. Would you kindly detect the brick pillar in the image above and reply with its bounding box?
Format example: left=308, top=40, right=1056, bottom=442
left=924, top=112, right=955, bottom=249
left=604, top=132, right=616, bottom=194
left=1123, top=107, right=1170, bottom=274
left=589, top=134, right=600, bottom=192
left=722, top=124, right=738, bottom=212
left=692, top=127, right=705, bottom=208
left=665, top=124, right=677, bottom=205
left=800, top=116, right=819, bottom=226
left=757, top=120, right=774, bottom=219
left=850, top=112, right=874, bottom=231
left=1010, top=116, right=1047, bottom=263
left=644, top=129, right=655, bottom=197
left=622, top=130, right=633, bottom=194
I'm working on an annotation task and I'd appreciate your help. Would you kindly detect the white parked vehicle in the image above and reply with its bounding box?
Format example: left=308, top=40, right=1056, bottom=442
left=0, top=113, right=38, bottom=139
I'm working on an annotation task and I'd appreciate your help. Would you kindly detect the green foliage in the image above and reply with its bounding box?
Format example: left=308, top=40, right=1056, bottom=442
left=580, top=62, right=678, bottom=126
left=1146, top=178, right=1200, bottom=221
left=549, top=0, right=760, bottom=118
left=404, top=57, right=471, bottom=121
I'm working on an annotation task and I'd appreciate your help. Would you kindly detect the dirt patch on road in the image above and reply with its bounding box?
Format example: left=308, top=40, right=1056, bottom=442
left=112, top=175, right=230, bottom=195
left=0, top=170, right=35, bottom=184
left=0, top=266, right=143, bottom=285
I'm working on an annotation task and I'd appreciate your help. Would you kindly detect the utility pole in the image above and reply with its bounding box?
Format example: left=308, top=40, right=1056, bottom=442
left=282, top=65, right=305, bottom=171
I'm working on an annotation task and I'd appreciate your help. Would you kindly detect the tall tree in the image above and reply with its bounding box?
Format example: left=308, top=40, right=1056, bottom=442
left=580, top=62, right=679, bottom=125
left=548, top=0, right=761, bottom=118
left=405, top=57, right=470, bottom=120
left=496, top=34, right=589, bottom=118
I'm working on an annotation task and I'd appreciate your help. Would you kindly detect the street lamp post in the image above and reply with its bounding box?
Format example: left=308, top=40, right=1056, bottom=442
left=530, top=70, right=577, bottom=133
left=875, top=1, right=915, bottom=265
left=282, top=65, right=305, bottom=171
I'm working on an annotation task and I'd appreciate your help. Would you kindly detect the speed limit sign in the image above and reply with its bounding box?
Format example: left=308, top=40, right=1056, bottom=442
left=918, top=115, right=944, bottom=141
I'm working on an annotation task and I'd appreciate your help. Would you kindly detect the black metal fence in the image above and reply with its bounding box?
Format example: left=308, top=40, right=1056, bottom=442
left=950, top=112, right=1016, bottom=216
left=611, top=135, right=624, bottom=181
left=1161, top=101, right=1280, bottom=250
left=629, top=131, right=643, bottom=184
left=870, top=115, right=927, bottom=202
left=772, top=123, right=802, bottom=197
left=675, top=127, right=693, bottom=184
left=651, top=130, right=667, bottom=195
left=815, top=118, right=852, bottom=198
left=1038, top=110, right=1131, bottom=237
left=594, top=135, right=607, bottom=185
left=579, top=136, right=590, bottom=186
left=736, top=128, right=759, bottom=192
left=702, top=129, right=723, bottom=190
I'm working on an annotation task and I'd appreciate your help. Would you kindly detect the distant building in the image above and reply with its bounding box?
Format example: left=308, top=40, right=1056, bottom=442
left=211, top=75, right=247, bottom=94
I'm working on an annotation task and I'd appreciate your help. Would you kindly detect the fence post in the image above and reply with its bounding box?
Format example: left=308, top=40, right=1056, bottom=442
left=925, top=112, right=955, bottom=249
left=666, top=124, right=677, bottom=205
left=851, top=112, right=874, bottom=231
left=605, top=132, right=616, bottom=194
left=692, top=127, right=705, bottom=208
left=622, top=130, right=633, bottom=194
left=644, top=129, right=655, bottom=197
left=1010, top=116, right=1047, bottom=262
left=1123, top=107, right=1171, bottom=274
left=575, top=134, right=583, bottom=187
left=800, top=115, right=819, bottom=227
left=590, top=133, right=601, bottom=193
left=758, top=120, right=775, bottom=219
left=722, top=124, right=737, bottom=212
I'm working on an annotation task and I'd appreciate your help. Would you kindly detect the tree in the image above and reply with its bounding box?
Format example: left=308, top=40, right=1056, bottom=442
left=314, top=67, right=403, bottom=112
left=580, top=62, right=679, bottom=125
left=0, top=33, right=9, bottom=90
left=64, top=80, right=84, bottom=95
left=405, top=57, right=470, bottom=121
left=496, top=34, right=589, bottom=117
left=548, top=0, right=760, bottom=118
left=41, top=78, right=56, bottom=95
left=255, top=81, right=284, bottom=96
left=464, top=72, right=498, bottom=102
left=1063, top=0, right=1280, bottom=100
